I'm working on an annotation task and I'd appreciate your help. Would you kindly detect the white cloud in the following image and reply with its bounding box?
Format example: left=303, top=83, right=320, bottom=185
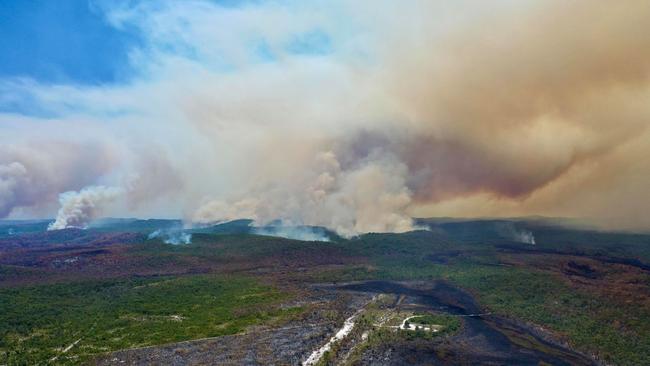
left=3, top=0, right=650, bottom=233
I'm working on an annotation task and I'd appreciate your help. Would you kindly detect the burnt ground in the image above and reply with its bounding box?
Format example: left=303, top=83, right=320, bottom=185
left=93, top=288, right=374, bottom=366
left=494, top=245, right=650, bottom=308
left=337, top=281, right=596, bottom=366
left=96, top=324, right=328, bottom=366
left=93, top=281, right=596, bottom=366
left=3, top=220, right=650, bottom=365
left=0, top=232, right=366, bottom=287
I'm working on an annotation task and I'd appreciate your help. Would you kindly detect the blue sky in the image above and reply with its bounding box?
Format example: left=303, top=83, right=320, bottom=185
left=0, top=0, right=337, bottom=119
left=0, top=0, right=141, bottom=85
left=9, top=0, right=645, bottom=232
left=0, top=0, right=333, bottom=86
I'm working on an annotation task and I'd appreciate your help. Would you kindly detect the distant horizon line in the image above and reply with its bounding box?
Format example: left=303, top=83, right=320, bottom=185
left=1, top=215, right=580, bottom=222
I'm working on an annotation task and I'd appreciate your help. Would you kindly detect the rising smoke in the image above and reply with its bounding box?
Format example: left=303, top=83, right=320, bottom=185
left=2, top=0, right=650, bottom=234
left=252, top=223, right=331, bottom=242
left=515, top=231, right=536, bottom=245
left=0, top=143, right=115, bottom=219
left=147, top=229, right=192, bottom=245
left=496, top=222, right=536, bottom=245
left=192, top=151, right=415, bottom=237
left=48, top=186, right=122, bottom=230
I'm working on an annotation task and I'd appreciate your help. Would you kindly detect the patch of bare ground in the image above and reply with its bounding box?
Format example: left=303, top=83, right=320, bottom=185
left=92, top=288, right=375, bottom=365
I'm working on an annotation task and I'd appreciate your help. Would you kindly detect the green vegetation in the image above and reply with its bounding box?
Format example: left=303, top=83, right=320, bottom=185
left=2, top=219, right=650, bottom=365
left=448, top=265, right=650, bottom=365
left=133, top=233, right=344, bottom=260
left=333, top=256, right=649, bottom=363
left=312, top=249, right=650, bottom=365
left=533, top=227, right=650, bottom=261
left=158, top=229, right=649, bottom=365
left=410, top=314, right=461, bottom=333
left=0, top=274, right=299, bottom=365
left=339, top=296, right=463, bottom=366
left=399, top=313, right=462, bottom=341
left=345, top=313, right=461, bottom=365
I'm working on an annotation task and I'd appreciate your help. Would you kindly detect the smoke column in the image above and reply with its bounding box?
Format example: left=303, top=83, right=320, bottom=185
left=252, top=224, right=331, bottom=242
left=147, top=229, right=192, bottom=245
left=48, top=186, right=122, bottom=230
left=515, top=231, right=536, bottom=245
left=1, top=1, right=650, bottom=234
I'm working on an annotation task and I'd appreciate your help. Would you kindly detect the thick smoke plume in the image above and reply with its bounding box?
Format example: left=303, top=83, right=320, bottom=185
left=48, top=186, right=122, bottom=230
left=0, top=143, right=115, bottom=218
left=192, top=152, right=414, bottom=237
left=2, top=0, right=650, bottom=234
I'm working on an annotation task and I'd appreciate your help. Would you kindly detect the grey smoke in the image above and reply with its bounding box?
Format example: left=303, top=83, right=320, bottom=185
left=0, top=143, right=115, bottom=219
left=148, top=229, right=192, bottom=245
left=48, top=186, right=122, bottom=230
left=496, top=222, right=536, bottom=245
left=4, top=1, right=650, bottom=233
left=0, top=162, right=27, bottom=218
left=252, top=224, right=330, bottom=242
left=192, top=152, right=416, bottom=237
left=514, top=230, right=536, bottom=245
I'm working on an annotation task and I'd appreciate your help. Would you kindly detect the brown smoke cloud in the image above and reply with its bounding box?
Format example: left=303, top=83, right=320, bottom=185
left=357, top=0, right=650, bottom=229
left=2, top=0, right=650, bottom=233
left=374, top=1, right=650, bottom=200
